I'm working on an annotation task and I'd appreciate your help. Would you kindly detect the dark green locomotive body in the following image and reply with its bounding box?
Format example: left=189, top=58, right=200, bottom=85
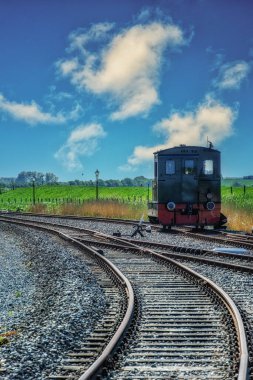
left=148, top=145, right=226, bottom=228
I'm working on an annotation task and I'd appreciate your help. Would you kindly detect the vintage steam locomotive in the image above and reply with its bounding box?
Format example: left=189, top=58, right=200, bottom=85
left=148, top=145, right=227, bottom=229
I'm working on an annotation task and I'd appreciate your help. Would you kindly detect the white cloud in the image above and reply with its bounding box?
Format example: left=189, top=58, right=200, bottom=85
left=58, top=21, right=186, bottom=119
left=214, top=60, right=251, bottom=90
left=45, top=87, right=83, bottom=121
left=57, top=58, right=79, bottom=76
left=68, top=22, right=115, bottom=53
left=0, top=93, right=66, bottom=125
left=137, top=8, right=153, bottom=22
left=55, top=123, right=106, bottom=170
left=68, top=103, right=83, bottom=120
left=122, top=98, right=236, bottom=169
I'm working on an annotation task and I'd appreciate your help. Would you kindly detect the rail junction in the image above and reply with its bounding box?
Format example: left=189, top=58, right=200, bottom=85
left=0, top=212, right=252, bottom=379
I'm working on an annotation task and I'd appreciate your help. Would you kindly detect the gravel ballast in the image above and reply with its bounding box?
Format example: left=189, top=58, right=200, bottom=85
left=0, top=222, right=106, bottom=379
left=1, top=214, right=251, bottom=380
left=10, top=214, right=249, bottom=252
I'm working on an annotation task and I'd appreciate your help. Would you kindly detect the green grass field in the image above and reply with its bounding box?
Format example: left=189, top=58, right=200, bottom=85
left=1, top=184, right=253, bottom=232
left=222, top=178, right=253, bottom=187
left=222, top=186, right=253, bottom=211
left=0, top=185, right=149, bottom=210
left=1, top=185, right=253, bottom=211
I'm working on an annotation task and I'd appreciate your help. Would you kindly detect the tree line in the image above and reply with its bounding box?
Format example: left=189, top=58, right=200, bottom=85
left=0, top=172, right=151, bottom=188
left=67, top=176, right=151, bottom=187
left=0, top=171, right=58, bottom=187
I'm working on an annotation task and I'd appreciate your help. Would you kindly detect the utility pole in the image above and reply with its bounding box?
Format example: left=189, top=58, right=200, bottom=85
left=32, top=178, right=36, bottom=205
left=95, top=169, right=99, bottom=201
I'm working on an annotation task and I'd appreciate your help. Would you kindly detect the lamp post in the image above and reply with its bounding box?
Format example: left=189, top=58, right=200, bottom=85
left=32, top=178, right=36, bottom=205
left=95, top=169, right=99, bottom=200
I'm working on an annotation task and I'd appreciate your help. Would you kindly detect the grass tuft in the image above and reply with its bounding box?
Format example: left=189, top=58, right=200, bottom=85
left=0, top=336, right=9, bottom=346
left=27, top=200, right=253, bottom=233
left=222, top=205, right=253, bottom=233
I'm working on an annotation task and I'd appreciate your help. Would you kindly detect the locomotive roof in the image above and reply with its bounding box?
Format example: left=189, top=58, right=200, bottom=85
left=154, top=145, right=220, bottom=155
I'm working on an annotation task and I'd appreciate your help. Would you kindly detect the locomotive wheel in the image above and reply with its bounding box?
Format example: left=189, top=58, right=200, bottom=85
left=161, top=225, right=172, bottom=232
left=148, top=217, right=159, bottom=224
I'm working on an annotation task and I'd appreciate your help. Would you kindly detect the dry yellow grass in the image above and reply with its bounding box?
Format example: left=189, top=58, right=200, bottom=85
left=28, top=201, right=253, bottom=233
left=28, top=203, right=48, bottom=213
left=222, top=205, right=253, bottom=233
left=29, top=200, right=147, bottom=221
left=59, top=200, right=147, bottom=220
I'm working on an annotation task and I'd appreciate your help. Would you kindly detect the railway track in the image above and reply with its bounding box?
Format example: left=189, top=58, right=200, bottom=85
left=1, top=213, right=253, bottom=273
left=0, top=215, right=249, bottom=379
left=0, top=218, right=135, bottom=380
left=74, top=230, right=253, bottom=273
left=48, top=242, right=135, bottom=380
left=2, top=211, right=253, bottom=249
left=165, top=255, right=253, bottom=380
left=179, top=227, right=253, bottom=250
left=121, top=237, right=253, bottom=272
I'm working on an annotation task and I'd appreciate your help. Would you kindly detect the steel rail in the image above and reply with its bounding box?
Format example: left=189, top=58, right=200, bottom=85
left=82, top=232, right=249, bottom=380
left=221, top=231, right=253, bottom=241
left=29, top=216, right=248, bottom=379
left=178, top=228, right=253, bottom=250
left=0, top=211, right=140, bottom=225
left=0, top=217, right=135, bottom=380
left=125, top=237, right=253, bottom=263
left=0, top=216, right=249, bottom=379
left=70, top=236, right=253, bottom=273
left=58, top=232, right=135, bottom=380
left=2, top=214, right=253, bottom=274
left=153, top=253, right=248, bottom=380
left=3, top=211, right=253, bottom=249
left=3, top=214, right=253, bottom=269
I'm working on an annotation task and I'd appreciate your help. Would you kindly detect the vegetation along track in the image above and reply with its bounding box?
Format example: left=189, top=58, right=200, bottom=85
left=0, top=214, right=249, bottom=379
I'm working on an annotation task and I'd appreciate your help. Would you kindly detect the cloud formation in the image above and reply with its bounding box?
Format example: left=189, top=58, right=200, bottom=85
left=213, top=60, right=251, bottom=90
left=57, top=21, right=186, bottom=119
left=55, top=123, right=106, bottom=170
left=123, top=98, right=236, bottom=169
left=68, top=22, right=115, bottom=53
left=0, top=93, right=66, bottom=125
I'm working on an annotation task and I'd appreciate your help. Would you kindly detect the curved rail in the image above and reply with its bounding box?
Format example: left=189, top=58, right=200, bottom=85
left=155, top=252, right=248, bottom=380
left=0, top=215, right=249, bottom=379
left=0, top=217, right=135, bottom=380
left=59, top=232, right=135, bottom=380
left=110, top=237, right=249, bottom=380
left=0, top=211, right=140, bottom=225
left=76, top=228, right=249, bottom=380
left=178, top=227, right=253, bottom=250
left=2, top=213, right=253, bottom=274
left=3, top=211, right=253, bottom=249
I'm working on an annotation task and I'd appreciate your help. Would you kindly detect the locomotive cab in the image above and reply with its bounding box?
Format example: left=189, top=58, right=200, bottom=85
left=148, top=145, right=226, bottom=228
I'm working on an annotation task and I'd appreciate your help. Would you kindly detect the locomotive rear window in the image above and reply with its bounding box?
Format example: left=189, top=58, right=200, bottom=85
left=166, top=160, right=175, bottom=174
left=203, top=160, right=213, bottom=175
left=154, top=162, right=158, bottom=177
left=184, top=160, right=194, bottom=175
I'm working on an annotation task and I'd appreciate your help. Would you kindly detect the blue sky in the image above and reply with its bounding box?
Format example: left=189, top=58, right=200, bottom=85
left=0, top=0, right=252, bottom=181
